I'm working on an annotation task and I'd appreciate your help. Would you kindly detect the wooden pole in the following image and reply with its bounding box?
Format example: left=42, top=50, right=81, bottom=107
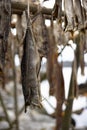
left=62, top=35, right=80, bottom=130
left=11, top=1, right=52, bottom=15
left=62, top=71, right=74, bottom=130
left=11, top=47, right=19, bottom=130
left=13, top=58, right=19, bottom=130
left=0, top=92, right=12, bottom=128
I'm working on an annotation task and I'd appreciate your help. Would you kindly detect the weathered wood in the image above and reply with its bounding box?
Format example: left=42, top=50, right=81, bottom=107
left=11, top=1, right=52, bottom=15
left=0, top=92, right=12, bottom=128
left=62, top=65, right=75, bottom=130
left=13, top=58, right=19, bottom=130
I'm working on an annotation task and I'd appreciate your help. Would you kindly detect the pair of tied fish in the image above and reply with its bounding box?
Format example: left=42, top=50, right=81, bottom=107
left=21, top=11, right=41, bottom=112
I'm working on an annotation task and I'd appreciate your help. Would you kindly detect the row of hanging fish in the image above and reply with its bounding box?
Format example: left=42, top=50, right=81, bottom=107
left=8, top=0, right=87, bottom=112
left=21, top=1, right=87, bottom=111
left=53, top=0, right=87, bottom=31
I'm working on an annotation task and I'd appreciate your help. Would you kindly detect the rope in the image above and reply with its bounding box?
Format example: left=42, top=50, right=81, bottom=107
left=27, top=0, right=29, bottom=18
left=26, top=0, right=31, bottom=28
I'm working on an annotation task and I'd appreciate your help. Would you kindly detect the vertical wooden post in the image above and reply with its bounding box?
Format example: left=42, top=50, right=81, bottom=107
left=62, top=71, right=74, bottom=130
left=0, top=92, right=12, bottom=128
left=13, top=57, right=19, bottom=130
left=62, top=34, right=81, bottom=130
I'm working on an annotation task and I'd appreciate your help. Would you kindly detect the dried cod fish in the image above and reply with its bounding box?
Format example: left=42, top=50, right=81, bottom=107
left=32, top=13, right=49, bottom=58
left=64, top=0, right=84, bottom=31
left=32, top=12, right=49, bottom=101
left=21, top=13, right=40, bottom=112
left=73, top=0, right=84, bottom=30
left=0, top=0, right=11, bottom=69
left=47, top=21, right=65, bottom=130
left=64, top=0, right=74, bottom=31
left=52, top=0, right=62, bottom=22
left=47, top=20, right=57, bottom=95
left=82, top=0, right=87, bottom=28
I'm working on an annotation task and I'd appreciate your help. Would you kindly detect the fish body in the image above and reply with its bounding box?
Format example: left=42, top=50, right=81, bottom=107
left=21, top=25, right=40, bottom=111
left=73, top=0, right=84, bottom=30
left=0, top=0, right=11, bottom=69
left=82, top=0, right=87, bottom=28
left=64, top=0, right=74, bottom=31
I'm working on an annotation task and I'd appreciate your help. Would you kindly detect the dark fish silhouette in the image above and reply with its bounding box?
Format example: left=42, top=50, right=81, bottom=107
left=0, top=0, right=11, bottom=69
left=21, top=15, right=40, bottom=112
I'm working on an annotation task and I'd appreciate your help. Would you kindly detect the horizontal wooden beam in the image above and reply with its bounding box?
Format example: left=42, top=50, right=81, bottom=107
left=11, top=1, right=52, bottom=15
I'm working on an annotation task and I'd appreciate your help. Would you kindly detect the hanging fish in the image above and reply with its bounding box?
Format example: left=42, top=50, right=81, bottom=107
left=32, top=12, right=49, bottom=102
left=75, top=31, right=85, bottom=75
left=47, top=26, right=65, bottom=130
left=57, top=0, right=62, bottom=22
left=16, top=15, right=24, bottom=45
left=32, top=13, right=49, bottom=58
left=82, top=0, right=87, bottom=12
left=64, top=0, right=74, bottom=31
left=82, top=0, right=87, bottom=28
left=73, top=0, right=84, bottom=30
left=47, top=19, right=57, bottom=96
left=0, top=0, right=11, bottom=69
left=21, top=12, right=40, bottom=112
left=52, top=0, right=62, bottom=22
